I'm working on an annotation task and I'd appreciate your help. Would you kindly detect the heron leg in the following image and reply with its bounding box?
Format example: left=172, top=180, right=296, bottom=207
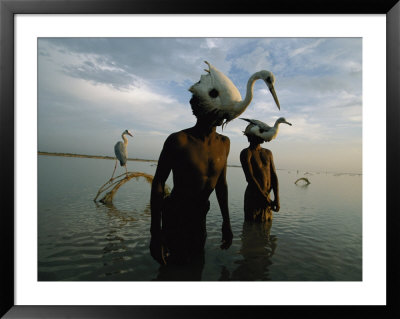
left=125, top=165, right=128, bottom=177
left=110, top=160, right=118, bottom=181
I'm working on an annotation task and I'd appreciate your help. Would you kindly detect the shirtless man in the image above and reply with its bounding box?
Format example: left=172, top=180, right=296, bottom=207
left=150, top=95, right=233, bottom=265
left=240, top=134, right=280, bottom=222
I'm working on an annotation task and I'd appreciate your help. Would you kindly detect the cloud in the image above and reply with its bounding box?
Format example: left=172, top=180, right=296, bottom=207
left=61, top=56, right=140, bottom=90
left=38, top=37, right=362, bottom=172
left=289, top=39, right=325, bottom=57
left=40, top=38, right=234, bottom=87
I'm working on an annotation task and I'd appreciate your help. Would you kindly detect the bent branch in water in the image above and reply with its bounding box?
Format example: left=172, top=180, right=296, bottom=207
left=93, top=171, right=170, bottom=205
left=294, top=177, right=311, bottom=185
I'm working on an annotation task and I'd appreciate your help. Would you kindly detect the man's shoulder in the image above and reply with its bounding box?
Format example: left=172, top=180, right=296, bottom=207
left=165, top=129, right=195, bottom=148
left=261, top=148, right=273, bottom=156
left=240, top=147, right=251, bottom=158
left=215, top=132, right=230, bottom=143
left=166, top=130, right=230, bottom=145
left=167, top=130, right=186, bottom=139
left=240, top=147, right=272, bottom=155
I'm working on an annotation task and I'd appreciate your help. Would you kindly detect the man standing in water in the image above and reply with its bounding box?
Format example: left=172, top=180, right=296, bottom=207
left=240, top=130, right=280, bottom=222
left=150, top=94, right=233, bottom=266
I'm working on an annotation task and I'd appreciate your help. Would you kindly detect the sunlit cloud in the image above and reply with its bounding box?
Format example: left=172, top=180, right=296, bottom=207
left=38, top=37, right=362, bottom=172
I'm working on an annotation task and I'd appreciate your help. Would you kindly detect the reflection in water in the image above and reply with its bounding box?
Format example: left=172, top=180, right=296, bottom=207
left=97, top=201, right=137, bottom=225
left=102, top=228, right=126, bottom=277
left=228, top=220, right=277, bottom=281
left=38, top=157, right=362, bottom=281
left=143, top=202, right=151, bottom=215
left=94, top=202, right=136, bottom=278
left=154, top=253, right=205, bottom=281
left=97, top=201, right=206, bottom=281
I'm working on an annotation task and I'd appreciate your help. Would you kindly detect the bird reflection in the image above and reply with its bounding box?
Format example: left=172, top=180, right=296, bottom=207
left=229, top=219, right=277, bottom=281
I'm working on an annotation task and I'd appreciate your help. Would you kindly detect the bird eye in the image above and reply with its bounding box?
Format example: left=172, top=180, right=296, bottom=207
left=208, top=89, right=219, bottom=98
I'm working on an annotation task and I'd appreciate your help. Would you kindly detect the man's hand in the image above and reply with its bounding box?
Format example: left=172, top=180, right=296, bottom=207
left=271, top=200, right=280, bottom=212
left=150, top=232, right=167, bottom=265
left=262, top=195, right=272, bottom=207
left=220, top=221, right=233, bottom=249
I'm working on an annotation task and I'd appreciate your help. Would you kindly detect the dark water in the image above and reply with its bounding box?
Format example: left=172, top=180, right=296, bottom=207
left=38, top=156, right=362, bottom=281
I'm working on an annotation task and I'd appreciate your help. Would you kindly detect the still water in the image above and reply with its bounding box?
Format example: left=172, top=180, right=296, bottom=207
left=38, top=155, right=362, bottom=281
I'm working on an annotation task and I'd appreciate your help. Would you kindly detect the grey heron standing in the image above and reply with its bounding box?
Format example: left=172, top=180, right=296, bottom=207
left=110, top=129, right=133, bottom=180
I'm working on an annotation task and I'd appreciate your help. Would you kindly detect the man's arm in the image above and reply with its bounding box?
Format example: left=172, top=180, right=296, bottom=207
left=269, top=151, right=280, bottom=212
left=240, top=149, right=270, bottom=204
left=150, top=135, right=174, bottom=263
left=215, top=139, right=233, bottom=249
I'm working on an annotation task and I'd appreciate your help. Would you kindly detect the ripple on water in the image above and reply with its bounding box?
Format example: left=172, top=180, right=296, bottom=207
left=38, top=158, right=362, bottom=281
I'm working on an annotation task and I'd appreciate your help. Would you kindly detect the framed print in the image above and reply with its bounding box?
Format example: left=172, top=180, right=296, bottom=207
left=1, top=0, right=399, bottom=318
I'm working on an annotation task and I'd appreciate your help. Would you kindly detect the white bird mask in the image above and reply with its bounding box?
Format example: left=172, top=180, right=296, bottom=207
left=189, top=61, right=280, bottom=128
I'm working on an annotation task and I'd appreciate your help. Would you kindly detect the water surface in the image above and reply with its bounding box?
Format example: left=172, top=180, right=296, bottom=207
left=38, top=155, right=362, bottom=281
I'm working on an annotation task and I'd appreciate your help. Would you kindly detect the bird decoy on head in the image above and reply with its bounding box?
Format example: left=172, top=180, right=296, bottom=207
left=188, top=61, right=281, bottom=129
left=241, top=117, right=292, bottom=142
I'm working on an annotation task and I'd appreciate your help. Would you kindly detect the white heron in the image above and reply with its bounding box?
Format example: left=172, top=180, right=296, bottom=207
left=189, top=61, right=281, bottom=129
left=241, top=117, right=292, bottom=142
left=110, top=129, right=133, bottom=180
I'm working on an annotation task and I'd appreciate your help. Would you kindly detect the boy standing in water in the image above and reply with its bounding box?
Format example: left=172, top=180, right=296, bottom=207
left=240, top=130, right=280, bottom=222
left=150, top=95, right=233, bottom=266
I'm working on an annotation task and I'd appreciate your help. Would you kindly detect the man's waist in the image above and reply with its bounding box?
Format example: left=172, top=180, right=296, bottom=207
left=169, top=189, right=210, bottom=204
left=165, top=193, right=210, bottom=210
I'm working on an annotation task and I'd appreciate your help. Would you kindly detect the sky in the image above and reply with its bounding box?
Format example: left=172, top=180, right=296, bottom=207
left=38, top=37, right=362, bottom=173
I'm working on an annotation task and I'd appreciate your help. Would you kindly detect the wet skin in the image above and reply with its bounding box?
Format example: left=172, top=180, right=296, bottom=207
left=240, top=136, right=280, bottom=216
left=150, top=112, right=233, bottom=265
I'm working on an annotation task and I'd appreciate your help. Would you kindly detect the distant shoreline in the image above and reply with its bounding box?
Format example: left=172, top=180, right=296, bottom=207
left=38, top=151, right=243, bottom=168
left=38, top=151, right=157, bottom=163
left=37, top=151, right=361, bottom=174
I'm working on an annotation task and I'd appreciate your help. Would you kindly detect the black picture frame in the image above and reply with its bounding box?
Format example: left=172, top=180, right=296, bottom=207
left=1, top=0, right=399, bottom=318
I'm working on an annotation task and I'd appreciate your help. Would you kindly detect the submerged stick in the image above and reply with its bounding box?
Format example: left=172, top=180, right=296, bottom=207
left=294, top=177, right=311, bottom=185
left=94, top=171, right=170, bottom=205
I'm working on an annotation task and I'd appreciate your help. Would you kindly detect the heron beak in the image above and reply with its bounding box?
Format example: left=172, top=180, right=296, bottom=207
left=285, top=121, right=292, bottom=126
left=269, top=86, right=280, bottom=110
left=128, top=132, right=133, bottom=137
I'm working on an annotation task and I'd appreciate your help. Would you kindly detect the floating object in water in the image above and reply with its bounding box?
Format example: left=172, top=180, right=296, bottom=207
left=241, top=117, right=292, bottom=142
left=294, top=177, right=311, bottom=185
left=189, top=61, right=280, bottom=129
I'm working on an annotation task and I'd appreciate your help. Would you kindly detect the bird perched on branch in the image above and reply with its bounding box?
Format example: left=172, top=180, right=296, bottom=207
left=241, top=117, right=292, bottom=142
left=110, top=129, right=133, bottom=180
left=188, top=61, right=281, bottom=129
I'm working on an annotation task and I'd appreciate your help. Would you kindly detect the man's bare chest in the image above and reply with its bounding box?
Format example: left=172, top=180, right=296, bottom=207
left=177, top=142, right=227, bottom=176
left=251, top=151, right=270, bottom=169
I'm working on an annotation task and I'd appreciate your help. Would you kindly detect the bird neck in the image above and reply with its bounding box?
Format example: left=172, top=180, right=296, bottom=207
left=274, top=120, right=281, bottom=128
left=122, top=133, right=129, bottom=145
left=231, top=72, right=259, bottom=118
